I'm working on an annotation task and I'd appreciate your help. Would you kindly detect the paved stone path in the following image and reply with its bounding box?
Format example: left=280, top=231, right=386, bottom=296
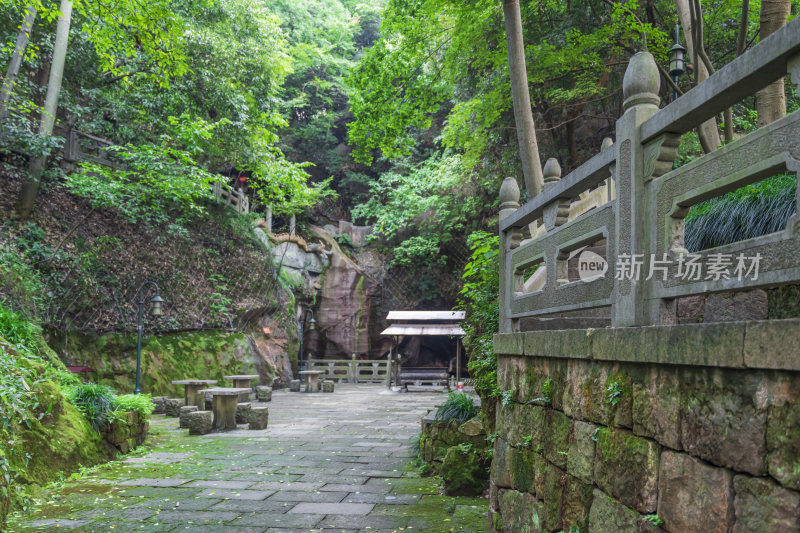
left=10, top=384, right=487, bottom=532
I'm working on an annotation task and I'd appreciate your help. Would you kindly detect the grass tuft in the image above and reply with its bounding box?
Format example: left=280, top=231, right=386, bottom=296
left=685, top=174, right=796, bottom=252
left=435, top=392, right=477, bottom=425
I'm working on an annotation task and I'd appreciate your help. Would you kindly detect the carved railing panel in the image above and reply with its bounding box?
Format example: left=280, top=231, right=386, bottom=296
left=499, top=17, right=800, bottom=330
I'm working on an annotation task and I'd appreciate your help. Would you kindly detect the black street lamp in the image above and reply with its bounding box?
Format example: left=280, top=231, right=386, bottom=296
left=669, top=24, right=687, bottom=102
left=297, top=306, right=315, bottom=374
left=133, top=281, right=164, bottom=394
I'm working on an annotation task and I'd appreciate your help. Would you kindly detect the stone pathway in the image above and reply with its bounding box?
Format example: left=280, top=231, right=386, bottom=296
left=9, top=384, right=488, bottom=532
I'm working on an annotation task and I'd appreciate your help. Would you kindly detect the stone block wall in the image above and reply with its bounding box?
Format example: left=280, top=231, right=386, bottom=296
left=490, top=319, right=800, bottom=532
left=103, top=412, right=149, bottom=454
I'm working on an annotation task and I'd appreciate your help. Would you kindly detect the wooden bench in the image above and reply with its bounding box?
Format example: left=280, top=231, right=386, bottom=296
left=399, top=368, right=450, bottom=391
left=66, top=365, right=96, bottom=382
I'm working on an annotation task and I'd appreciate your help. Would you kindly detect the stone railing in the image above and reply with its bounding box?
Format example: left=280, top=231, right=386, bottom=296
left=307, top=355, right=391, bottom=386
left=211, top=182, right=249, bottom=213
left=63, top=128, right=122, bottom=168
left=499, top=17, right=800, bottom=331
left=61, top=128, right=251, bottom=214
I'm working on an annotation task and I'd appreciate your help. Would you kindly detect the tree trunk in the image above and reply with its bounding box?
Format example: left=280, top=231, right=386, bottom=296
left=16, top=0, right=73, bottom=219
left=756, top=0, right=790, bottom=127
left=674, top=0, right=721, bottom=152
left=502, top=0, right=543, bottom=198
left=0, top=4, right=37, bottom=126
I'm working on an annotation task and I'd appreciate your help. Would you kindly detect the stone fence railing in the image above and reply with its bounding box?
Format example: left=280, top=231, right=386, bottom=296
left=211, top=182, right=249, bottom=213
left=499, top=17, right=800, bottom=331
left=307, top=356, right=391, bottom=386
left=60, top=127, right=250, bottom=214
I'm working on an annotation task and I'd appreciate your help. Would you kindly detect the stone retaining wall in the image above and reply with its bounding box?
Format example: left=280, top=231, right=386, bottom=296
left=490, top=319, right=800, bottom=532
left=103, top=412, right=149, bottom=454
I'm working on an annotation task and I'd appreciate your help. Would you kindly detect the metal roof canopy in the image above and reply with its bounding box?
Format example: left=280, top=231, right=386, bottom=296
left=381, top=324, right=465, bottom=336
left=386, top=310, right=465, bottom=322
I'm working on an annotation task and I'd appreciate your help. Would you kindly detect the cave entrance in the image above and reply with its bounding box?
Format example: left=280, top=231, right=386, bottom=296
left=381, top=310, right=466, bottom=391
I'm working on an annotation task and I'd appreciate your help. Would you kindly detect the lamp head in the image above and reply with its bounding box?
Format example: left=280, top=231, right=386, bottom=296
left=669, top=41, right=686, bottom=77
left=308, top=316, right=316, bottom=331
left=150, top=294, right=164, bottom=317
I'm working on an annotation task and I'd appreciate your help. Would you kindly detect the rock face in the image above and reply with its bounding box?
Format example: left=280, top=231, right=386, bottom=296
left=309, top=226, right=385, bottom=359
left=48, top=327, right=296, bottom=395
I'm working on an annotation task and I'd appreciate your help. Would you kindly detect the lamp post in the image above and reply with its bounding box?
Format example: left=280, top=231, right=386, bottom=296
left=133, top=281, right=164, bottom=395
left=297, top=306, right=315, bottom=374
left=669, top=24, right=686, bottom=102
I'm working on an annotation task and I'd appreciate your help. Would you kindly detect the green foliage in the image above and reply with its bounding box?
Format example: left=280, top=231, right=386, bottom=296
left=108, top=394, right=155, bottom=423
left=353, top=154, right=480, bottom=242
left=390, top=236, right=443, bottom=268
left=65, top=117, right=227, bottom=225
left=335, top=233, right=354, bottom=247
left=644, top=514, right=665, bottom=527
left=0, top=242, right=45, bottom=319
left=500, top=390, right=514, bottom=407
left=207, top=274, right=233, bottom=323
left=457, top=231, right=500, bottom=406
left=685, top=174, right=797, bottom=252
left=0, top=304, right=42, bottom=354
left=605, top=380, right=624, bottom=406
left=348, top=0, right=668, bottom=168
left=541, top=378, right=553, bottom=404
left=64, top=383, right=116, bottom=431
left=434, top=392, right=477, bottom=425
left=0, top=337, right=41, bottom=511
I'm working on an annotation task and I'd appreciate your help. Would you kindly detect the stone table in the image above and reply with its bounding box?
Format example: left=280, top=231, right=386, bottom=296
left=171, top=380, right=218, bottom=409
left=223, top=375, right=260, bottom=401
left=299, top=370, right=325, bottom=393
left=198, top=388, right=251, bottom=431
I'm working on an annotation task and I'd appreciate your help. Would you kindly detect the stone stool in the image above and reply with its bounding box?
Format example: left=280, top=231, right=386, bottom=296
left=164, top=398, right=184, bottom=417
left=256, top=386, right=272, bottom=402
left=289, top=379, right=301, bottom=392
left=248, top=406, right=269, bottom=430
left=187, top=411, right=213, bottom=435
left=152, top=396, right=167, bottom=414
left=236, top=402, right=252, bottom=424
left=322, top=381, right=334, bottom=393
left=179, top=405, right=198, bottom=428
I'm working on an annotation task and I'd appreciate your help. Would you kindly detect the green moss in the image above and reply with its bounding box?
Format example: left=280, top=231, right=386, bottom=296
left=48, top=329, right=274, bottom=395
left=604, top=372, right=631, bottom=406
left=508, top=446, right=536, bottom=493
left=440, top=445, right=488, bottom=496
left=768, top=285, right=800, bottom=319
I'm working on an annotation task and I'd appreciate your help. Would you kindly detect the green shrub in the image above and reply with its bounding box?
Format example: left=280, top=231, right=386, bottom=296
left=435, top=392, right=477, bottom=425
left=112, top=394, right=154, bottom=421
left=0, top=305, right=42, bottom=356
left=457, top=232, right=500, bottom=416
left=64, top=383, right=116, bottom=430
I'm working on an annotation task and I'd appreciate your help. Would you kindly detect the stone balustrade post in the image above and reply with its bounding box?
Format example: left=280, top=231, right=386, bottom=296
left=499, top=177, right=521, bottom=333
left=613, top=51, right=662, bottom=327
